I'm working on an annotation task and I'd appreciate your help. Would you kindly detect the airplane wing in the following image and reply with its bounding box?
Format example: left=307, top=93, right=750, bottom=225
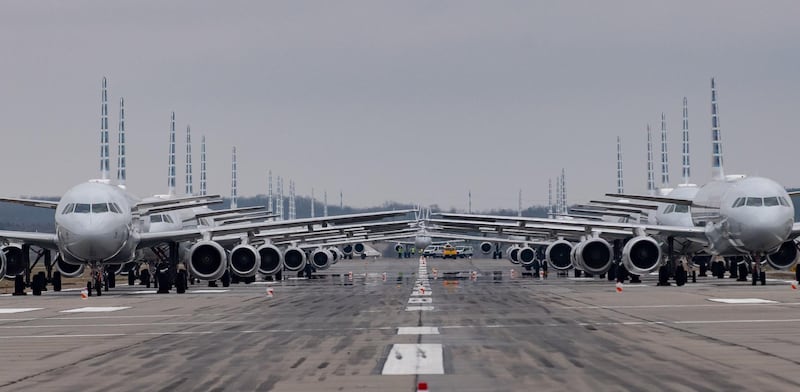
left=589, top=200, right=659, bottom=210
left=603, top=193, right=693, bottom=206
left=0, top=197, right=59, bottom=209
left=0, top=230, right=59, bottom=248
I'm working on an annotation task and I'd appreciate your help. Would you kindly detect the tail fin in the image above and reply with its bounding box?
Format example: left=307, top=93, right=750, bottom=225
left=116, top=96, right=126, bottom=186
left=323, top=190, right=328, bottom=217
left=230, top=147, right=238, bottom=209
left=681, top=97, right=691, bottom=184
left=199, top=135, right=207, bottom=196
left=517, top=189, right=522, bottom=217
left=646, top=124, right=655, bottom=195
left=100, top=77, right=110, bottom=180
left=561, top=169, right=567, bottom=215
left=616, top=136, right=624, bottom=193
left=660, top=113, right=669, bottom=186
left=710, top=77, right=724, bottom=180
left=267, top=170, right=273, bottom=216
left=548, top=178, right=553, bottom=218
left=311, top=188, right=315, bottom=218
left=185, top=125, right=193, bottom=195
left=167, top=112, right=176, bottom=196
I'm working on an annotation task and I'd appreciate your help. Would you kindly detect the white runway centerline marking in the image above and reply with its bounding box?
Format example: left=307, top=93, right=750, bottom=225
left=405, top=306, right=435, bottom=311
left=131, top=290, right=157, bottom=294
left=397, top=327, right=439, bottom=335
left=408, top=298, right=433, bottom=304
left=382, top=344, right=444, bottom=375
left=189, top=289, right=230, bottom=294
left=707, top=298, right=778, bottom=304
left=60, top=307, right=131, bottom=313
left=0, top=308, right=42, bottom=314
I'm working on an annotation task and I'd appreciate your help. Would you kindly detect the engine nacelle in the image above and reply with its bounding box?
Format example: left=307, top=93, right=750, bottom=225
left=506, top=245, right=520, bottom=264
left=342, top=244, right=354, bottom=256
left=283, top=246, right=307, bottom=271
left=394, top=244, right=405, bottom=253
left=310, top=248, right=333, bottom=270
left=518, top=246, right=537, bottom=266
left=188, top=241, right=228, bottom=281
left=572, top=238, right=613, bottom=275
left=545, top=240, right=573, bottom=270
left=480, top=242, right=493, bottom=254
left=0, top=248, right=5, bottom=279
left=353, top=243, right=366, bottom=255
left=257, top=244, right=283, bottom=275
left=55, top=254, right=85, bottom=278
left=2, top=244, right=25, bottom=279
left=230, top=244, right=260, bottom=277
left=327, top=247, right=342, bottom=264
left=104, top=263, right=125, bottom=276
left=766, top=240, right=799, bottom=270
left=622, top=236, right=662, bottom=275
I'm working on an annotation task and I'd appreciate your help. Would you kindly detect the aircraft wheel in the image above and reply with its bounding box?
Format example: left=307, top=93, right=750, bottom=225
left=156, top=272, right=170, bottom=294
left=52, top=271, right=62, bottom=292
left=760, top=271, right=766, bottom=286
left=675, top=265, right=686, bottom=286
left=31, top=274, right=43, bottom=296
left=175, top=270, right=187, bottom=294
left=140, top=269, right=151, bottom=288
left=95, top=277, right=102, bottom=296
left=86, top=281, right=93, bottom=297
left=221, top=271, right=231, bottom=287
left=128, top=271, right=136, bottom=286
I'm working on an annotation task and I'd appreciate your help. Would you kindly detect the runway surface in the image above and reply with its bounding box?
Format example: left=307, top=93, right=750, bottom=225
left=2, top=256, right=800, bottom=391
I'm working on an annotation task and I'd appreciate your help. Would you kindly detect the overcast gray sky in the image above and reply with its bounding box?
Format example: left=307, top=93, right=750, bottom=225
left=1, top=1, right=798, bottom=210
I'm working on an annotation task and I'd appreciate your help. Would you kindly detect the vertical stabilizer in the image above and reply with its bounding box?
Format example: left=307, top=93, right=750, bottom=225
left=200, top=136, right=207, bottom=196
left=548, top=179, right=553, bottom=218
left=468, top=190, right=472, bottom=214
left=710, top=78, right=724, bottom=180
left=340, top=191, right=343, bottom=211
left=682, top=97, right=691, bottom=184
left=323, top=190, right=328, bottom=217
left=311, top=188, right=316, bottom=218
left=616, top=136, right=623, bottom=194
left=230, top=147, right=238, bottom=209
left=277, top=176, right=284, bottom=220
left=660, top=113, right=669, bottom=186
left=267, top=170, right=273, bottom=214
left=646, top=124, right=655, bottom=195
left=100, top=77, right=110, bottom=180
left=185, top=126, right=193, bottom=195
left=167, top=112, right=176, bottom=196
left=555, top=176, right=562, bottom=216
left=560, top=169, right=567, bottom=215
left=289, top=180, right=295, bottom=220
left=517, top=189, right=522, bottom=217
left=116, top=97, right=126, bottom=186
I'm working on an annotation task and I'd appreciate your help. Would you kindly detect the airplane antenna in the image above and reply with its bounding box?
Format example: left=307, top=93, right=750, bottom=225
left=185, top=125, right=193, bottom=195
left=116, top=96, right=126, bottom=186
left=660, top=113, right=669, bottom=186
left=311, top=188, right=316, bottom=218
left=682, top=97, right=691, bottom=184
left=711, top=77, right=724, bottom=180
left=167, top=112, right=176, bottom=196
left=100, top=77, right=110, bottom=180
left=200, top=135, right=207, bottom=196
left=646, top=124, right=655, bottom=195
left=616, top=136, right=623, bottom=193
left=517, top=189, right=522, bottom=217
left=230, top=146, right=238, bottom=209
left=323, top=190, right=328, bottom=217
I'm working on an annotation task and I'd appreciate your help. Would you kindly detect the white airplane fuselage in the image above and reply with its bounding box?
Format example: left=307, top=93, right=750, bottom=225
left=55, top=181, right=143, bottom=265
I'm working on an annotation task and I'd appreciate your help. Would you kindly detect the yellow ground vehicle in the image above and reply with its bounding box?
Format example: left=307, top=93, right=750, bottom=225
left=442, top=244, right=458, bottom=259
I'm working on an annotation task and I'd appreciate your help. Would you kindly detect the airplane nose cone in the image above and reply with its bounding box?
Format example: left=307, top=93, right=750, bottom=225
left=59, top=221, right=129, bottom=262
left=735, top=210, right=792, bottom=253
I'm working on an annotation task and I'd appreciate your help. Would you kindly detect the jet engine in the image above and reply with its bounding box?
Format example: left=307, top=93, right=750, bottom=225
left=105, top=263, right=125, bottom=276
left=506, top=245, right=520, bottom=264
left=394, top=244, right=405, bottom=253
left=571, top=238, right=613, bottom=275
left=230, top=244, right=260, bottom=277
left=342, top=244, right=354, bottom=257
left=310, top=248, right=334, bottom=270
left=55, top=254, right=85, bottom=278
left=545, top=240, right=573, bottom=270
left=0, top=248, right=7, bottom=279
left=2, top=244, right=25, bottom=279
left=283, top=246, right=307, bottom=271
left=622, top=236, right=662, bottom=275
left=480, top=242, right=493, bottom=254
left=518, top=246, right=538, bottom=266
left=766, top=240, right=799, bottom=270
left=256, top=244, right=283, bottom=275
left=188, top=241, right=228, bottom=281
left=327, top=247, right=342, bottom=264
left=353, top=243, right=366, bottom=255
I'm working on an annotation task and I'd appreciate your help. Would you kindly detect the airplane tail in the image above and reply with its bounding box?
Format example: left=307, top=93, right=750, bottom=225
left=230, top=146, right=238, bottom=209
left=682, top=97, right=691, bottom=184
left=116, top=96, right=126, bottom=186
left=616, top=136, right=624, bottom=194
left=185, top=125, right=193, bottom=195
left=200, top=135, right=207, bottom=196
left=646, top=124, right=655, bottom=195
left=710, top=77, right=725, bottom=180
left=660, top=113, right=669, bottom=186
left=168, top=112, right=176, bottom=196
left=100, top=77, right=110, bottom=180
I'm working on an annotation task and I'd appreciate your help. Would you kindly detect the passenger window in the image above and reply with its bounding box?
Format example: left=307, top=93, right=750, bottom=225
left=745, top=197, right=763, bottom=207
left=74, top=204, right=91, bottom=213
left=92, top=203, right=109, bottom=213
left=764, top=197, right=779, bottom=207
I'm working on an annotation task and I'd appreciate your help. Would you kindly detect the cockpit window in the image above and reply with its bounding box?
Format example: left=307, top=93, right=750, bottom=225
left=61, top=203, right=75, bottom=214
left=74, top=204, right=91, bottom=213
left=150, top=214, right=163, bottom=223
left=732, top=198, right=745, bottom=208
left=764, top=197, right=779, bottom=207
left=664, top=205, right=675, bottom=214
left=92, top=203, right=109, bottom=213
left=109, top=203, right=122, bottom=214
left=164, top=214, right=174, bottom=223
left=674, top=205, right=689, bottom=213
left=779, top=197, right=791, bottom=207
left=745, top=197, right=763, bottom=207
